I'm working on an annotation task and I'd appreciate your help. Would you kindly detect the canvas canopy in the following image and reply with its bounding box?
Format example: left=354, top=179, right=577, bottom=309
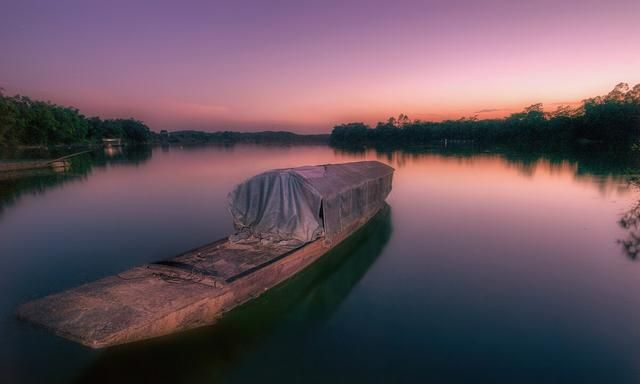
left=228, top=161, right=394, bottom=246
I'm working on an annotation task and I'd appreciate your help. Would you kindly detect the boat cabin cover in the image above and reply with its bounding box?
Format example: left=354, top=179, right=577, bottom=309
left=228, top=161, right=394, bottom=246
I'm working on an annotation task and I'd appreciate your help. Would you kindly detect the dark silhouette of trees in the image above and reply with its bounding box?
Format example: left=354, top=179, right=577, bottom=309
left=0, top=91, right=151, bottom=147
left=330, top=83, right=640, bottom=149
left=164, top=130, right=329, bottom=145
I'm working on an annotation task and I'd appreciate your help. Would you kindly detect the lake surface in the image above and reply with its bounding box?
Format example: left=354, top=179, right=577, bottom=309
left=2, top=144, right=640, bottom=383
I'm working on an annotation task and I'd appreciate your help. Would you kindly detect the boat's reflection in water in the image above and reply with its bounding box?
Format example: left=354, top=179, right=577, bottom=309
left=74, top=204, right=393, bottom=383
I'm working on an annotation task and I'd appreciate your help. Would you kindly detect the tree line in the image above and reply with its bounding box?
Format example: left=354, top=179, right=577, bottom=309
left=330, top=83, right=640, bottom=149
left=162, top=130, right=329, bottom=145
left=0, top=90, right=151, bottom=147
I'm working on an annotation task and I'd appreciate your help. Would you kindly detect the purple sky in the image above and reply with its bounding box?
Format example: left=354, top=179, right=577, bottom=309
left=2, top=0, right=639, bottom=132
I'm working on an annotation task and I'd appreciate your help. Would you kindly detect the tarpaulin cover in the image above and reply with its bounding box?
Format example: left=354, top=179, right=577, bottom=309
left=228, top=161, right=394, bottom=246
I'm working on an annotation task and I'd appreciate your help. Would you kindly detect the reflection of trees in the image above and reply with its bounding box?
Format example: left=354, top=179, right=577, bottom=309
left=619, top=202, right=640, bottom=260
left=0, top=146, right=152, bottom=213
left=73, top=206, right=393, bottom=384
left=619, top=175, right=640, bottom=260
left=337, top=144, right=640, bottom=260
left=334, top=144, right=640, bottom=193
left=0, top=157, right=92, bottom=214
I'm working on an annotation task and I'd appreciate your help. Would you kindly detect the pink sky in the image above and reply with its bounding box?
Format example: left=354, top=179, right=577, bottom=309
left=1, top=0, right=639, bottom=133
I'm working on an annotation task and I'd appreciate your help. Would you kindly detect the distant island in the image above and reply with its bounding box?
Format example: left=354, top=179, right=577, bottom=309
left=330, top=83, right=640, bottom=149
left=160, top=130, right=328, bottom=145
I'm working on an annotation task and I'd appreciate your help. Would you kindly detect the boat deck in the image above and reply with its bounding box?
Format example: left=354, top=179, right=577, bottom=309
left=16, top=239, right=304, bottom=348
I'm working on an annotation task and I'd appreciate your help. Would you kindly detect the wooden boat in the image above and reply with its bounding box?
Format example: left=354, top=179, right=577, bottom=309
left=0, top=150, right=91, bottom=173
left=17, top=161, right=394, bottom=348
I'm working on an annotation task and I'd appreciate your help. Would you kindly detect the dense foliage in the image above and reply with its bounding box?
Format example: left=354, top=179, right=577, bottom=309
left=163, top=130, right=329, bottom=145
left=330, top=83, right=640, bottom=149
left=0, top=91, right=151, bottom=146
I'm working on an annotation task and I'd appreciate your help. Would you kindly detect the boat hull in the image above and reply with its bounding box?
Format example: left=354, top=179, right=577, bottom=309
left=17, top=204, right=389, bottom=348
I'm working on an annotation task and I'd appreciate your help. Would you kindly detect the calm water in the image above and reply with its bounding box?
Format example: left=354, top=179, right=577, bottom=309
left=2, top=144, right=640, bottom=383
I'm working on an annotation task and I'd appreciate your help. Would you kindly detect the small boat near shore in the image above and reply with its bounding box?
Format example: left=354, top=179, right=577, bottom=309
left=17, top=161, right=394, bottom=348
left=0, top=150, right=92, bottom=173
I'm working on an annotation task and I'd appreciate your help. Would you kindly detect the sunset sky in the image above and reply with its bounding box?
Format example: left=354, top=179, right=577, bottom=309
left=1, top=0, right=639, bottom=133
